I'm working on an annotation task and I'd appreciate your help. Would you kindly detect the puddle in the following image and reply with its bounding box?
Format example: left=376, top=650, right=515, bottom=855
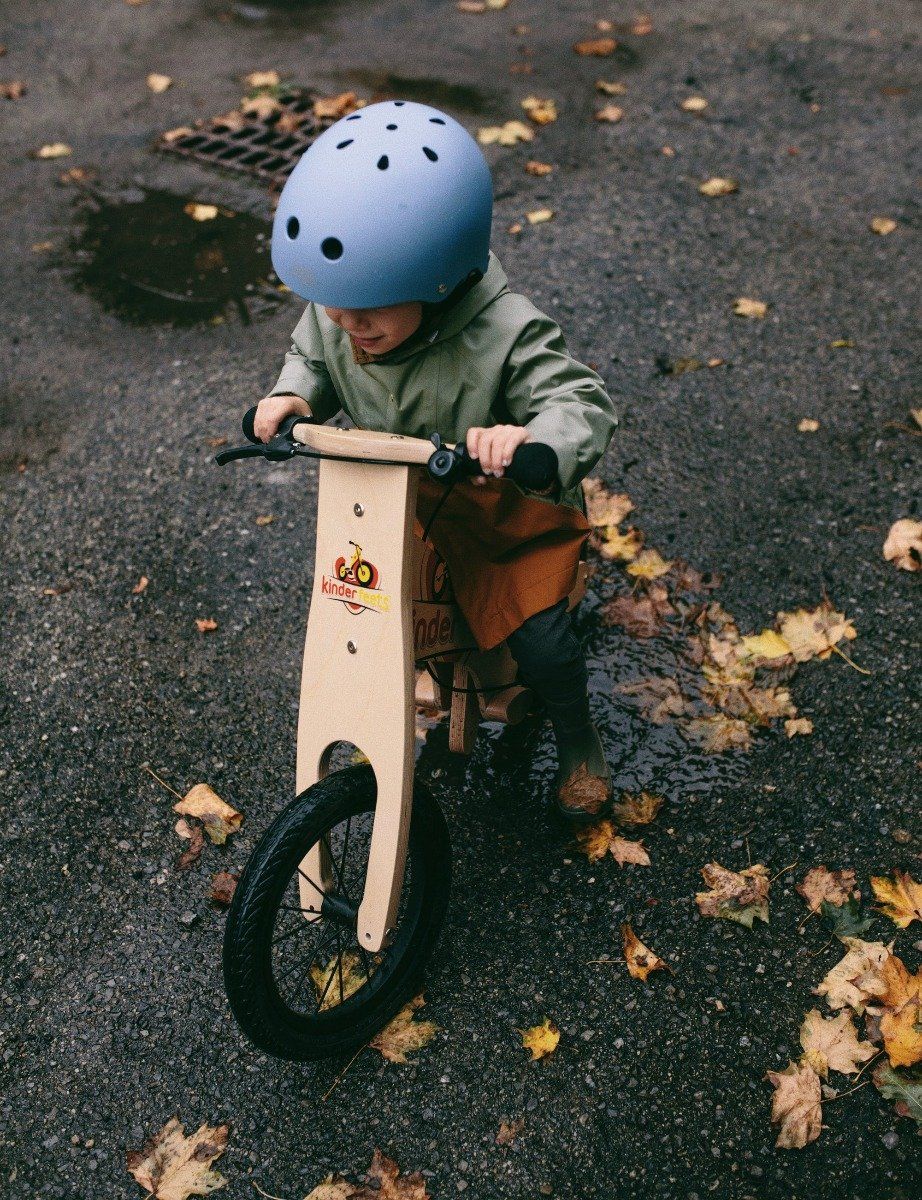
left=340, top=70, right=501, bottom=116
left=67, top=187, right=284, bottom=325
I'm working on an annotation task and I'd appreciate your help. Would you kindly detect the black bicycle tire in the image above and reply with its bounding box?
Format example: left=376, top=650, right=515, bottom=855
left=222, top=764, right=451, bottom=1061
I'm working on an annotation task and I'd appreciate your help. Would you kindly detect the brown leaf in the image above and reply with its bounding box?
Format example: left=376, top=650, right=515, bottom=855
left=870, top=216, right=897, bottom=235
left=595, top=104, right=624, bottom=123
left=799, top=1008, right=877, bottom=1078
left=621, top=923, right=669, bottom=980
left=243, top=69, right=280, bottom=89
left=616, top=676, right=691, bottom=724
left=695, top=861, right=769, bottom=927
left=611, top=792, right=663, bottom=825
left=883, top=519, right=922, bottom=571
left=595, top=80, right=627, bottom=95
left=784, top=717, right=814, bottom=737
left=814, top=937, right=893, bottom=1013
left=312, top=91, right=364, bottom=120
left=766, top=1061, right=822, bottom=1149
left=797, top=867, right=859, bottom=913
left=521, top=95, right=557, bottom=125
left=306, top=1151, right=430, bottom=1200
left=575, top=820, right=650, bottom=866
left=126, top=1118, right=229, bottom=1200
left=174, top=819, right=204, bottom=870
left=0, top=80, right=27, bottom=99
left=209, top=871, right=238, bottom=907
left=369, top=994, right=437, bottom=1063
left=173, top=784, right=242, bottom=844
left=495, top=1118, right=525, bottom=1146
left=602, top=593, right=666, bottom=638
left=582, top=478, right=633, bottom=526
left=132, top=575, right=149, bottom=595
left=683, top=714, right=752, bottom=753
left=195, top=617, right=218, bottom=633
left=573, top=37, right=618, bottom=56
left=524, top=160, right=553, bottom=175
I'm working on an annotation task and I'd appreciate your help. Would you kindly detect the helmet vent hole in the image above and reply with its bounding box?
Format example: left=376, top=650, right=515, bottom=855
left=336, top=139, right=354, bottom=149
left=429, top=117, right=446, bottom=125
left=386, top=123, right=398, bottom=130
left=346, top=113, right=361, bottom=121
left=286, top=216, right=300, bottom=239
left=321, top=237, right=343, bottom=260
left=422, top=146, right=438, bottom=162
left=394, top=101, right=405, bottom=106
left=377, top=155, right=389, bottom=170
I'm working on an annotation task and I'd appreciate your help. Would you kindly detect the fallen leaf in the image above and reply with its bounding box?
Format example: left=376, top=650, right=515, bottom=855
left=369, top=994, right=438, bottom=1063
left=147, top=73, right=172, bottom=93
left=798, top=867, right=858, bottom=913
left=871, top=871, right=922, bottom=929
left=873, top=1062, right=922, bottom=1129
left=814, top=937, right=892, bottom=1012
left=829, top=338, right=854, bottom=348
left=766, top=1061, right=822, bottom=1149
left=495, top=1118, right=524, bottom=1145
left=310, top=952, right=368, bottom=1012
left=195, top=617, right=218, bottom=632
left=596, top=80, right=627, bottom=95
left=598, top=526, right=642, bottom=561
left=663, top=356, right=703, bottom=375
left=243, top=69, right=280, bottom=89
left=173, top=784, right=242, bottom=844
left=683, top=714, right=752, bottom=753
left=626, top=548, right=673, bottom=579
left=174, top=819, right=204, bottom=870
left=798, top=418, right=820, bottom=432
left=617, top=676, right=691, bottom=723
left=867, top=954, right=922, bottom=1067
left=699, top=176, right=738, bottom=196
left=696, top=861, right=769, bottom=927
left=582, top=478, right=633, bottom=526
left=58, top=165, right=96, bottom=184
left=603, top=593, right=668, bottom=638
left=209, top=871, right=238, bottom=906
left=507, top=222, right=523, bottom=234
left=611, top=792, right=663, bottom=825
left=184, top=203, right=218, bottom=222
left=595, top=104, right=624, bottom=123
left=31, top=240, right=54, bottom=252
left=661, top=145, right=676, bottom=157
left=126, top=1118, right=229, bottom=1200
left=304, top=1151, right=430, bottom=1200
left=883, top=518, right=922, bottom=572
left=799, top=1008, right=877, bottom=1078
left=621, top=923, right=669, bottom=980
left=255, top=513, right=275, bottom=526
left=521, top=95, right=557, bottom=125
left=457, top=0, right=486, bottom=9
left=35, top=142, right=72, bottom=159
left=520, top=1018, right=560, bottom=1060
left=573, top=37, right=617, bottom=56
left=777, top=602, right=857, bottom=662
left=821, top=897, right=873, bottom=940
left=477, top=120, right=534, bottom=146
left=525, top=160, right=553, bottom=175
left=132, top=575, right=149, bottom=595
left=526, top=207, right=554, bottom=224
left=733, top=296, right=768, bottom=319
left=739, top=629, right=792, bottom=662
left=631, top=16, right=653, bottom=35
left=911, top=408, right=922, bottom=431
left=160, top=126, right=195, bottom=144
left=870, top=216, right=897, bottom=235
left=680, top=96, right=709, bottom=113
left=0, top=80, right=27, bottom=99
left=575, top=820, right=650, bottom=866
left=241, top=93, right=282, bottom=120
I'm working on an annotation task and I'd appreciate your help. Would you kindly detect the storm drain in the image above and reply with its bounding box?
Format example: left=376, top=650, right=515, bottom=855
left=155, top=88, right=334, bottom=188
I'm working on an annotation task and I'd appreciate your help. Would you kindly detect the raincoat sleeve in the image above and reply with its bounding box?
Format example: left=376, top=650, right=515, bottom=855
left=269, top=303, right=342, bottom=423
left=501, top=312, right=617, bottom=493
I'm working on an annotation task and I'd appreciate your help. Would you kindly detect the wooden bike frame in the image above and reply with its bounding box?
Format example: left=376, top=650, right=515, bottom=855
left=291, top=425, right=585, bottom=954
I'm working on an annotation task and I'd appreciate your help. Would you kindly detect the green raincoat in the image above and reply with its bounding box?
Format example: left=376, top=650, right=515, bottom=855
left=269, top=249, right=618, bottom=647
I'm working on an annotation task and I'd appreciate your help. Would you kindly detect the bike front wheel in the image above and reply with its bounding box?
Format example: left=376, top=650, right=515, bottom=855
left=222, top=764, right=451, bottom=1061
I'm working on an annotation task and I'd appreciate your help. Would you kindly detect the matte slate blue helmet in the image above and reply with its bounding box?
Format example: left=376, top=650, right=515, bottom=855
left=270, top=99, right=493, bottom=309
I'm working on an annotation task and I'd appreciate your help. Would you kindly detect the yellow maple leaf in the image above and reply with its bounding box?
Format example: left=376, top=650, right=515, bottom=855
left=626, top=548, right=673, bottom=579
left=173, top=784, right=242, bottom=844
left=814, top=937, right=892, bottom=1013
left=766, top=1061, right=822, bottom=1148
left=582, top=478, right=633, bottom=527
left=776, top=602, right=857, bottom=662
left=369, top=994, right=437, bottom=1063
left=798, top=1008, right=877, bottom=1078
left=621, top=923, right=669, bottom=980
left=870, top=216, right=897, bottom=235
left=871, top=871, right=922, bottom=929
left=309, top=951, right=368, bottom=1012
left=477, top=120, right=534, bottom=146
left=127, top=1117, right=229, bottom=1200
left=526, top=207, right=555, bottom=224
left=699, top=176, right=738, bottom=196
left=598, top=526, right=642, bottom=561
left=739, top=629, right=792, bottom=662
left=520, top=1018, right=560, bottom=1060
left=870, top=954, right=922, bottom=1068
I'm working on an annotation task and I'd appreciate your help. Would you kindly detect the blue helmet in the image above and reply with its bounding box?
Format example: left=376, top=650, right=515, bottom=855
left=270, top=99, right=493, bottom=309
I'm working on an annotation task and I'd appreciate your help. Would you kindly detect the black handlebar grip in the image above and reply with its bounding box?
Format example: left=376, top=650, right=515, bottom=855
left=241, top=406, right=260, bottom=444
left=464, top=442, right=559, bottom=492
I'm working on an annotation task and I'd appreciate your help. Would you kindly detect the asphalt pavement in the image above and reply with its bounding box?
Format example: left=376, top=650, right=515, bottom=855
left=1, top=2, right=919, bottom=1198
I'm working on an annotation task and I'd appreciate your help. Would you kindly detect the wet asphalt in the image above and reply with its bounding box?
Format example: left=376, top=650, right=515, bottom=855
left=1, top=2, right=920, bottom=1198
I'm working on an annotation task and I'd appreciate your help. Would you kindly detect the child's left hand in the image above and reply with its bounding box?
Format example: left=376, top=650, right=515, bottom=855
left=466, top=425, right=532, bottom=484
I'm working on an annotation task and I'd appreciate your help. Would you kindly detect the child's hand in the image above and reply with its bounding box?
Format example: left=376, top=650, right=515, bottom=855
left=253, top=393, right=312, bottom=443
left=465, top=425, right=531, bottom=484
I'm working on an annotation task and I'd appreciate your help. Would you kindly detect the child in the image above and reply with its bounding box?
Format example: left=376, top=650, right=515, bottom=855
left=255, top=99, right=618, bottom=821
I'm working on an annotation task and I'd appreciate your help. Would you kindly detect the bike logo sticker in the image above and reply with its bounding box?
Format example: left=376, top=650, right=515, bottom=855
left=321, top=542, right=391, bottom=614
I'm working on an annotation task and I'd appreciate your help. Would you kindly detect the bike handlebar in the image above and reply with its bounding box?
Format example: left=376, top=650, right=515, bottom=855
left=216, top=405, right=559, bottom=493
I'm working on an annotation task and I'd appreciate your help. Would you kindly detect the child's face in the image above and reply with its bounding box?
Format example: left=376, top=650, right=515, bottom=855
left=323, top=301, right=423, bottom=354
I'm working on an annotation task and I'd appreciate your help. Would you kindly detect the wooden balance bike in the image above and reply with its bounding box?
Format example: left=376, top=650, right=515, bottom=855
left=215, top=410, right=585, bottom=1060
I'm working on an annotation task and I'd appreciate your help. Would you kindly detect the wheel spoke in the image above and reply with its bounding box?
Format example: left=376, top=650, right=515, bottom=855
left=322, top=833, right=349, bottom=899
left=297, top=868, right=325, bottom=896
left=339, top=817, right=352, bottom=897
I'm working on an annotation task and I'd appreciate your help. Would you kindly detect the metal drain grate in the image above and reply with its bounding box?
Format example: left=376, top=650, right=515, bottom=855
left=155, top=88, right=334, bottom=188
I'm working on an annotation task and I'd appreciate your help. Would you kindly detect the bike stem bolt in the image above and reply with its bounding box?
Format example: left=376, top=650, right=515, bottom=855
left=347, top=640, right=357, bottom=654
left=353, top=503, right=364, bottom=517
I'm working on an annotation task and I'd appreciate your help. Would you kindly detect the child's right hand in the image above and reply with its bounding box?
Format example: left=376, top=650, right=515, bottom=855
left=253, top=393, right=312, bottom=443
